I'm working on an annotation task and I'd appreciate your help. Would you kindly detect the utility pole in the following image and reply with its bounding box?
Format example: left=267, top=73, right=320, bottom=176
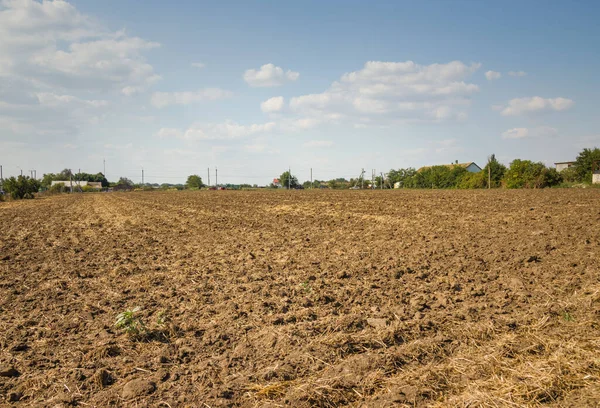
left=0, top=165, right=2, bottom=181
left=142, top=167, right=144, bottom=185
left=381, top=172, right=384, bottom=189
left=69, top=169, right=73, bottom=193
left=289, top=167, right=291, bottom=189
left=488, top=164, right=491, bottom=189
left=372, top=169, right=375, bottom=190
left=34, top=170, right=36, bottom=179
left=103, top=159, right=106, bottom=177
left=215, top=167, right=218, bottom=187
left=361, top=168, right=364, bottom=189
left=310, top=168, right=313, bottom=189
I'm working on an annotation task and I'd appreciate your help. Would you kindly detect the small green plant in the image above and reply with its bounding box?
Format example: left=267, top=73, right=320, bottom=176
left=115, top=307, right=146, bottom=336
left=562, top=311, right=574, bottom=322
left=156, top=310, right=169, bottom=326
left=300, top=281, right=312, bottom=293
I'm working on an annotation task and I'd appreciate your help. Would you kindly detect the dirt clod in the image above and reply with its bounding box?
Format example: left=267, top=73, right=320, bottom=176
left=366, top=318, right=388, bottom=328
left=0, top=366, right=20, bottom=377
left=92, top=369, right=113, bottom=388
left=122, top=379, right=156, bottom=399
left=7, top=392, right=22, bottom=402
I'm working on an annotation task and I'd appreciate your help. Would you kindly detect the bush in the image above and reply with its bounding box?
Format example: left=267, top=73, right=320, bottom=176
left=504, top=160, right=562, bottom=189
left=3, top=176, right=40, bottom=199
left=560, top=166, right=579, bottom=183
left=457, top=172, right=485, bottom=189
left=81, top=185, right=101, bottom=193
left=48, top=183, right=67, bottom=194
left=413, top=165, right=467, bottom=189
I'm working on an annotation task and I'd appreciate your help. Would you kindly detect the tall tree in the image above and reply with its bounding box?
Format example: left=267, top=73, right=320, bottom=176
left=186, top=175, right=204, bottom=189
left=574, top=147, right=600, bottom=182
left=279, top=171, right=299, bottom=189
left=483, top=154, right=507, bottom=188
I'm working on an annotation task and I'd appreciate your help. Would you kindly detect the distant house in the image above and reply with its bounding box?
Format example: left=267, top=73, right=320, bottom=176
left=51, top=180, right=102, bottom=190
left=555, top=161, right=575, bottom=172
left=418, top=161, right=482, bottom=173
left=272, top=178, right=282, bottom=188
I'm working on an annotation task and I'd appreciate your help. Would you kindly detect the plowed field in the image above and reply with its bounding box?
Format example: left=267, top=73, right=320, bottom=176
left=1, top=190, right=600, bottom=407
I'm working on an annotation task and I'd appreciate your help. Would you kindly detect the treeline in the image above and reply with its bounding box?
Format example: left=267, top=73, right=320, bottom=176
left=299, top=147, right=599, bottom=190
left=392, top=147, right=598, bottom=189
left=41, top=169, right=109, bottom=188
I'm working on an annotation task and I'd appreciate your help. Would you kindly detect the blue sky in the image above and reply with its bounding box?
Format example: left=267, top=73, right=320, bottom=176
left=1, top=0, right=599, bottom=184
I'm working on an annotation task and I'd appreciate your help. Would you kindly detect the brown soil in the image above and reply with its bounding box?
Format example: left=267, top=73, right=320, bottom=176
left=1, top=190, right=599, bottom=407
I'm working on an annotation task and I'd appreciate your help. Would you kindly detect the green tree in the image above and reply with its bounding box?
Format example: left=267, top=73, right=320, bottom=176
left=73, top=172, right=109, bottom=187
left=58, top=169, right=73, bottom=180
left=574, top=147, right=600, bottom=182
left=4, top=176, right=40, bottom=199
left=482, top=154, right=507, bottom=188
left=560, top=166, right=579, bottom=183
left=457, top=172, right=485, bottom=189
left=186, top=174, right=204, bottom=189
left=279, top=171, right=299, bottom=189
left=414, top=165, right=467, bottom=189
left=41, top=173, right=57, bottom=188
left=114, top=177, right=134, bottom=191
left=387, top=168, right=417, bottom=188
left=504, top=160, right=562, bottom=189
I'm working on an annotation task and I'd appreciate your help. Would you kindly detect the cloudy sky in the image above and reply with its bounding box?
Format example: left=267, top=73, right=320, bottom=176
left=1, top=0, right=599, bottom=184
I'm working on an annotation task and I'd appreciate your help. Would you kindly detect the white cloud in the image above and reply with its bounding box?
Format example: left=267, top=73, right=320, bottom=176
left=434, top=138, right=458, bottom=153
left=243, top=63, right=300, bottom=87
left=157, top=121, right=276, bottom=141
left=288, top=60, right=481, bottom=124
left=36, top=92, right=108, bottom=108
left=122, top=86, right=142, bottom=96
left=191, top=62, right=205, bottom=69
left=155, top=128, right=183, bottom=139
left=243, top=143, right=280, bottom=154
left=104, top=143, right=133, bottom=150
left=150, top=88, right=232, bottom=108
left=276, top=117, right=321, bottom=132
left=508, top=71, right=527, bottom=77
left=499, top=96, right=574, bottom=116
left=501, top=126, right=558, bottom=139
left=261, top=96, right=285, bottom=113
left=303, top=140, right=334, bottom=148
left=485, top=70, right=501, bottom=80
left=0, top=0, right=160, bottom=140
left=502, top=128, right=529, bottom=139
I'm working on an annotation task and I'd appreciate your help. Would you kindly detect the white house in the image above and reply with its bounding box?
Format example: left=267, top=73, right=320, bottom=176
left=51, top=180, right=102, bottom=189
left=555, top=161, right=575, bottom=172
